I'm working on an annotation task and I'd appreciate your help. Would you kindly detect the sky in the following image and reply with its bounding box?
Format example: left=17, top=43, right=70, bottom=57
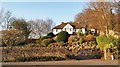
left=2, top=2, right=88, bottom=25
left=2, top=0, right=118, bottom=2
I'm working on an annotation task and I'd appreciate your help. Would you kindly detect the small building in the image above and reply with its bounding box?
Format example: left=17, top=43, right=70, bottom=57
left=52, top=22, right=86, bottom=35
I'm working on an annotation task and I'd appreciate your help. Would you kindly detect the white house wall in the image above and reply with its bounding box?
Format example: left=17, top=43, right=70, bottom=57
left=91, top=28, right=95, bottom=33
left=81, top=28, right=86, bottom=34
left=63, top=24, right=73, bottom=34
left=76, top=29, right=80, bottom=32
left=53, top=29, right=62, bottom=35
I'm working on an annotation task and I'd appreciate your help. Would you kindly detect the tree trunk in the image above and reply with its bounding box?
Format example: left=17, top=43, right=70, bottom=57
left=104, top=48, right=107, bottom=60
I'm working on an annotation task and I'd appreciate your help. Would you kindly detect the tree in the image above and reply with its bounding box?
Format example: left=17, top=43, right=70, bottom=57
left=112, top=1, right=120, bottom=33
left=0, top=9, right=4, bottom=25
left=75, top=2, right=119, bottom=35
left=0, top=10, right=15, bottom=29
left=88, top=2, right=119, bottom=35
left=75, top=12, right=87, bottom=27
left=28, top=19, right=45, bottom=39
left=45, top=18, right=54, bottom=34
left=11, top=18, right=31, bottom=40
left=1, top=29, right=25, bottom=47
left=96, top=35, right=114, bottom=60
left=4, top=10, right=13, bottom=29
left=28, top=19, right=54, bottom=39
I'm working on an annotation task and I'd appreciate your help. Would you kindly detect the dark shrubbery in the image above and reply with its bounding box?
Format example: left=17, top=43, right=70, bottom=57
left=41, top=36, right=49, bottom=40
left=41, top=33, right=55, bottom=41
left=56, top=31, right=70, bottom=43
left=2, top=47, right=71, bottom=62
left=47, top=32, right=55, bottom=38
left=76, top=50, right=102, bottom=60
left=41, top=39, right=55, bottom=47
left=16, top=56, right=66, bottom=62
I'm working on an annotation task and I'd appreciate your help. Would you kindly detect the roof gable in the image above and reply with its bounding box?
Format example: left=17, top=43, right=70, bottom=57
left=63, top=24, right=73, bottom=29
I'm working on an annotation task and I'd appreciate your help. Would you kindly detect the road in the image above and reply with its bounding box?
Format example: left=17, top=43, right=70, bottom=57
left=2, top=59, right=118, bottom=65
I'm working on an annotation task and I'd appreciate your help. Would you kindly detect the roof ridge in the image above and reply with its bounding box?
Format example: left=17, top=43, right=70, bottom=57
left=53, top=22, right=82, bottom=29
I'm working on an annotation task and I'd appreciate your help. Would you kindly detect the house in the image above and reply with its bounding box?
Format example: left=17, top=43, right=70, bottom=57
left=52, top=22, right=86, bottom=35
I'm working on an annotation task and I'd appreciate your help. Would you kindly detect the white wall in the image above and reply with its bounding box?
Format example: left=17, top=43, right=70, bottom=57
left=53, top=29, right=62, bottom=35
left=81, top=28, right=86, bottom=34
left=91, top=28, right=95, bottom=33
left=63, top=24, right=73, bottom=34
left=53, top=24, right=86, bottom=35
left=76, top=29, right=80, bottom=32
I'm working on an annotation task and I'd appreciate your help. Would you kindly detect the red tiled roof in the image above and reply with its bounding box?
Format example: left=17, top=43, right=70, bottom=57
left=53, top=22, right=83, bottom=29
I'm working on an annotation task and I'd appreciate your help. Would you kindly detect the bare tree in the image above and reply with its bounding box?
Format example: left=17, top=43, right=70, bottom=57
left=0, top=9, right=4, bottom=28
left=44, top=18, right=54, bottom=34
left=0, top=10, right=14, bottom=29
left=29, top=19, right=44, bottom=38
left=28, top=19, right=54, bottom=39
left=75, top=12, right=87, bottom=27
left=75, top=2, right=119, bottom=34
left=4, top=10, right=13, bottom=29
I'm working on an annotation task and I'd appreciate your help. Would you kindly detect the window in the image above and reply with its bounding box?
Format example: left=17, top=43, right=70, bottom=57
left=56, top=29, right=58, bottom=32
left=70, top=28, right=72, bottom=31
left=65, top=28, right=66, bottom=31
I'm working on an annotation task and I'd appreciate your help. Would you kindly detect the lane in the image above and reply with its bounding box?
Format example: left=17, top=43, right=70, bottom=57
left=2, top=59, right=118, bottom=65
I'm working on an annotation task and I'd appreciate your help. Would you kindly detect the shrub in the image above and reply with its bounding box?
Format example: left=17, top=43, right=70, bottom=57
left=41, top=39, right=55, bottom=47
left=23, top=43, right=39, bottom=47
left=1, top=29, right=25, bottom=47
left=58, top=42, right=66, bottom=46
left=76, top=50, right=102, bottom=60
left=36, top=39, right=42, bottom=44
left=16, top=56, right=66, bottom=62
left=79, top=37, right=84, bottom=44
left=47, top=32, right=55, bottom=38
left=41, top=36, right=49, bottom=40
left=84, top=34, right=94, bottom=41
left=41, top=39, right=50, bottom=47
left=68, top=35, right=75, bottom=42
left=2, top=47, right=71, bottom=62
left=113, top=38, right=120, bottom=46
left=48, top=42, right=61, bottom=48
left=56, top=31, right=70, bottom=43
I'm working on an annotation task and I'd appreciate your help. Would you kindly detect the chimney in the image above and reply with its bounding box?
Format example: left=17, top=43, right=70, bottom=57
left=61, top=22, right=64, bottom=24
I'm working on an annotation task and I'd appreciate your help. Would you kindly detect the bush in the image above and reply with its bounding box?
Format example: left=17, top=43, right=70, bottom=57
left=113, top=38, right=120, bottom=46
left=47, top=32, right=55, bottom=38
left=41, top=36, right=49, bottom=40
left=36, top=39, right=42, bottom=44
left=58, top=42, right=66, bottom=46
left=16, top=56, right=66, bottom=62
left=76, top=50, right=102, bottom=60
left=79, top=37, right=84, bottom=44
left=84, top=34, right=94, bottom=41
left=1, top=29, right=25, bottom=47
left=41, top=39, right=55, bottom=47
left=2, top=47, right=72, bottom=62
left=23, top=43, right=39, bottom=47
left=56, top=31, right=70, bottom=43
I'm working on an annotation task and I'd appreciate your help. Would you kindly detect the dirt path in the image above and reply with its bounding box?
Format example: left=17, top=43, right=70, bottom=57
left=2, top=59, right=118, bottom=65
